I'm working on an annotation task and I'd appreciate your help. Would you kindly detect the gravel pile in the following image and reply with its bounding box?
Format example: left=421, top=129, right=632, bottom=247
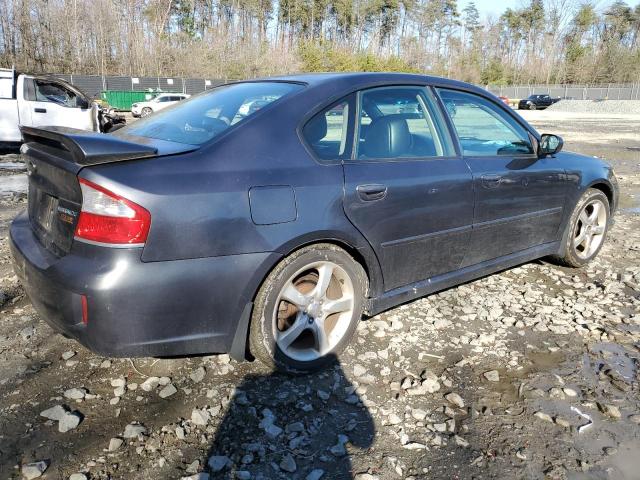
left=547, top=99, right=640, bottom=114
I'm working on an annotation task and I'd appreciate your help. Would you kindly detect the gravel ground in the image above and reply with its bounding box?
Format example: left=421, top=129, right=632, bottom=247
left=546, top=100, right=640, bottom=115
left=0, top=112, right=639, bottom=480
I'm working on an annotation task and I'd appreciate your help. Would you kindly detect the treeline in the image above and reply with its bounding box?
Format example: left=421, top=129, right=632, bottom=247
left=1, top=0, right=639, bottom=85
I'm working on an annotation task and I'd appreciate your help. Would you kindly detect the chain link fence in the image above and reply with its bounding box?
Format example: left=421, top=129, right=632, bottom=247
left=486, top=83, right=640, bottom=101
left=51, top=74, right=225, bottom=99
left=49, top=74, right=640, bottom=102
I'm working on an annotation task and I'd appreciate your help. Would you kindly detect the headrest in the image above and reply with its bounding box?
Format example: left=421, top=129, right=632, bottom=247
left=304, top=114, right=327, bottom=144
left=362, top=115, right=411, bottom=158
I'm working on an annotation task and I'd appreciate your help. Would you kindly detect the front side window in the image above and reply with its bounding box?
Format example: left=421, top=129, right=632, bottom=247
left=357, top=87, right=451, bottom=160
left=438, top=88, right=534, bottom=156
left=117, top=81, right=303, bottom=145
left=34, top=80, right=80, bottom=108
left=302, top=96, right=354, bottom=161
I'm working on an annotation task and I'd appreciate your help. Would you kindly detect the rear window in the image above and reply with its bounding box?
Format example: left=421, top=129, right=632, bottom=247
left=116, top=81, right=303, bottom=145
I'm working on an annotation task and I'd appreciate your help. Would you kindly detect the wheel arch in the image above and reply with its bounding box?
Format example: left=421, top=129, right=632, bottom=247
left=586, top=180, right=616, bottom=212
left=273, top=232, right=383, bottom=300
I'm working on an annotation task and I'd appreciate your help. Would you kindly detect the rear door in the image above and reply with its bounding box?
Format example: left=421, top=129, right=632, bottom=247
left=436, top=88, right=567, bottom=267
left=21, top=78, right=96, bottom=131
left=341, top=86, right=474, bottom=291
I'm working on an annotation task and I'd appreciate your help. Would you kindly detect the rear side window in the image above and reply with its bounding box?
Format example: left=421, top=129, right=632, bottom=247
left=357, top=86, right=453, bottom=160
left=302, top=95, right=354, bottom=161
left=438, top=88, right=534, bottom=156
left=118, top=82, right=303, bottom=145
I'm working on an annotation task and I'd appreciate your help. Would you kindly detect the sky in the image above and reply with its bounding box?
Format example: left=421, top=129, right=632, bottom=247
left=459, top=0, right=640, bottom=17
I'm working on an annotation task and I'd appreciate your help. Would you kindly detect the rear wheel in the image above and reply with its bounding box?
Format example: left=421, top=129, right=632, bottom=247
left=249, top=244, right=367, bottom=373
left=554, top=188, right=610, bottom=267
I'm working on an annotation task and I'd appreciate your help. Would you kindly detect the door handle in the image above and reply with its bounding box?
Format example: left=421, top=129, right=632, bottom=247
left=481, top=174, right=502, bottom=189
left=356, top=184, right=387, bottom=201
left=34, top=108, right=47, bottom=113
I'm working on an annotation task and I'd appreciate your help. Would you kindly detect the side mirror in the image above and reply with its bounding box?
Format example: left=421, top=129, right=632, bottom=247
left=539, top=133, right=563, bottom=157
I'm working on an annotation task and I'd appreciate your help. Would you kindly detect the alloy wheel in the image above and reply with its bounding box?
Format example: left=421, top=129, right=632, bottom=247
left=573, top=198, right=607, bottom=259
left=273, top=261, right=355, bottom=362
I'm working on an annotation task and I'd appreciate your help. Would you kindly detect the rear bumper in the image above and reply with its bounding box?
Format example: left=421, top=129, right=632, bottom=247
left=10, top=211, right=279, bottom=357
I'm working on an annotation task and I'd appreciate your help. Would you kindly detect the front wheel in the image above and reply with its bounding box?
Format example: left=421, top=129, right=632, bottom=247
left=141, top=107, right=153, bottom=117
left=554, top=188, right=610, bottom=267
left=249, top=244, right=367, bottom=373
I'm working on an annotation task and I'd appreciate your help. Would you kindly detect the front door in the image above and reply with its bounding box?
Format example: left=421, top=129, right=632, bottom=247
left=342, top=86, right=474, bottom=291
left=437, top=88, right=567, bottom=267
left=21, top=78, right=96, bottom=131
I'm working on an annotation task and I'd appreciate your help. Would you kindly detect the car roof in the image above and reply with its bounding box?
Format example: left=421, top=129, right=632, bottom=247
left=253, top=72, right=485, bottom=93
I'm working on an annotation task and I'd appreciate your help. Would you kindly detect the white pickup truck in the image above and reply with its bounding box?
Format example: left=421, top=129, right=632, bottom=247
left=0, top=68, right=123, bottom=145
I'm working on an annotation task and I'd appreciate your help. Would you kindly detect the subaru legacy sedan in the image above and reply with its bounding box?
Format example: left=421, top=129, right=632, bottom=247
left=11, top=73, right=618, bottom=372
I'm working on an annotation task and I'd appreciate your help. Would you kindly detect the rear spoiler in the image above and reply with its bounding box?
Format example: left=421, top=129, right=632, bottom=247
left=20, top=126, right=158, bottom=166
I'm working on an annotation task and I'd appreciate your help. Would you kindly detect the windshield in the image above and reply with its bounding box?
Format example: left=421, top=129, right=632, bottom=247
left=116, top=81, right=303, bottom=145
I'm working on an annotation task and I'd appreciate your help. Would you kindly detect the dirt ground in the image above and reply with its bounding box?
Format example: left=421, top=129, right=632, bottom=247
left=0, top=110, right=638, bottom=480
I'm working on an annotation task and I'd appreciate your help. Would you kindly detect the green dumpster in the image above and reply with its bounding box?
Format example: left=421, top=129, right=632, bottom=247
left=101, top=91, right=155, bottom=111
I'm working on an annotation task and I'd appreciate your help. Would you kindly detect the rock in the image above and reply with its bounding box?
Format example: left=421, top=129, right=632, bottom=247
left=444, top=392, right=465, bottom=408
left=483, top=370, right=500, bottom=382
left=191, top=408, right=210, bottom=426
left=264, top=424, right=283, bottom=438
left=306, top=469, right=325, bottom=480
left=22, top=461, right=48, bottom=479
left=114, top=386, right=126, bottom=397
left=159, top=376, right=171, bottom=385
left=563, top=387, right=578, bottom=397
left=208, top=455, right=230, bottom=472
left=628, top=414, right=640, bottom=424
left=286, top=421, right=305, bottom=433
left=123, top=423, right=147, bottom=438
left=421, top=377, right=441, bottom=394
left=190, top=367, right=206, bottom=383
left=111, top=378, right=126, bottom=388
left=61, top=351, right=76, bottom=360
left=602, top=404, right=621, bottom=419
left=354, top=474, right=379, bottom=480
left=40, top=405, right=67, bottom=421
left=108, top=437, right=124, bottom=451
left=454, top=435, right=469, bottom=447
left=64, top=388, right=87, bottom=400
left=141, top=377, right=160, bottom=391
left=534, top=411, right=554, bottom=423
left=159, top=384, right=177, bottom=398
left=181, top=475, right=210, bottom=480
left=69, top=474, right=88, bottom=480
left=353, top=364, right=367, bottom=377
left=387, top=413, right=402, bottom=425
left=19, top=326, right=35, bottom=341
left=604, top=447, right=618, bottom=456
left=279, top=453, right=297, bottom=473
left=317, top=390, right=330, bottom=401
left=58, top=411, right=82, bottom=433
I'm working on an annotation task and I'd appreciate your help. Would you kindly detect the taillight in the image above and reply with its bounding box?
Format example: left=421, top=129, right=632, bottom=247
left=75, top=178, right=151, bottom=245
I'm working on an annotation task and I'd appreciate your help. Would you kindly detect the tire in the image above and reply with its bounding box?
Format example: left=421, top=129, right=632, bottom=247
left=552, top=188, right=610, bottom=268
left=141, top=107, right=153, bottom=117
left=249, top=244, right=367, bottom=373
left=529, top=103, right=537, bottom=110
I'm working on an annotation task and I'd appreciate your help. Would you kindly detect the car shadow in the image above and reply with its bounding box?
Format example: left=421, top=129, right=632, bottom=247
left=204, top=354, right=375, bottom=479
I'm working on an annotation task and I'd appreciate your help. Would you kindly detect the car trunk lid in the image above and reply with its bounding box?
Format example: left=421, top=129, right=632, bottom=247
left=20, top=126, right=196, bottom=256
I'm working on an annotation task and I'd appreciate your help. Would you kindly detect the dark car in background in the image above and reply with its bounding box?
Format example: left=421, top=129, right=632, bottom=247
left=11, top=73, right=618, bottom=372
left=518, top=94, right=561, bottom=110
